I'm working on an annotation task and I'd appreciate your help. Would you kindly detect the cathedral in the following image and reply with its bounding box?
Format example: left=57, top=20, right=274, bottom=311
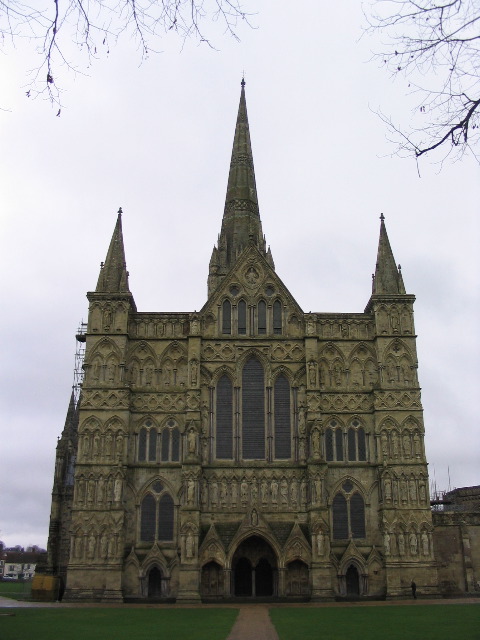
left=46, top=81, right=440, bottom=602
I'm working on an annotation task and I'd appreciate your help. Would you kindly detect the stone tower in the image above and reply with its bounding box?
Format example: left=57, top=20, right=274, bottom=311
left=48, top=81, right=438, bottom=602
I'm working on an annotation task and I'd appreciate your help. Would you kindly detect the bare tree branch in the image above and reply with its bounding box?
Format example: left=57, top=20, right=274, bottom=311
left=0, top=0, right=254, bottom=109
left=365, top=0, right=480, bottom=163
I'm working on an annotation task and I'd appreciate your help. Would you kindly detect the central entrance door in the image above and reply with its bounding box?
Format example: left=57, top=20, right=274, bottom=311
left=232, top=536, right=277, bottom=598
left=147, top=566, right=163, bottom=598
left=345, top=565, right=360, bottom=596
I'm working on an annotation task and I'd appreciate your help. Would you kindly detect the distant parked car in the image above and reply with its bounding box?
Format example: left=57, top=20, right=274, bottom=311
left=2, top=576, right=17, bottom=581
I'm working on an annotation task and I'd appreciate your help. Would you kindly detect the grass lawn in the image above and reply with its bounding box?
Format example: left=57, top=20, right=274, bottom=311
left=0, top=582, right=32, bottom=600
left=0, top=607, right=239, bottom=640
left=270, top=604, right=480, bottom=640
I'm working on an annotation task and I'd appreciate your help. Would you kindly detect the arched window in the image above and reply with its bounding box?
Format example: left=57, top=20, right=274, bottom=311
left=238, top=299, right=247, bottom=335
left=148, top=429, right=157, bottom=462
left=274, top=374, right=291, bottom=459
left=242, top=357, right=265, bottom=459
left=161, top=429, right=170, bottom=462
left=158, top=493, right=174, bottom=541
left=216, top=374, right=233, bottom=459
left=138, top=427, right=147, bottom=462
left=138, top=423, right=159, bottom=462
left=326, top=421, right=344, bottom=461
left=140, top=494, right=156, bottom=541
left=222, top=300, right=231, bottom=334
left=332, top=487, right=366, bottom=540
left=273, top=300, right=282, bottom=335
left=332, top=494, right=348, bottom=539
left=347, top=421, right=367, bottom=462
left=257, top=300, right=266, bottom=335
left=171, top=428, right=180, bottom=461
left=350, top=492, right=366, bottom=538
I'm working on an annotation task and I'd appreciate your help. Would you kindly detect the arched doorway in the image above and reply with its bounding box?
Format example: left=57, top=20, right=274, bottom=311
left=255, top=558, right=273, bottom=596
left=345, top=564, right=360, bottom=596
left=234, top=558, right=252, bottom=596
left=147, top=566, right=163, bottom=598
left=232, top=536, right=277, bottom=598
left=286, top=560, right=310, bottom=596
left=201, top=561, right=224, bottom=598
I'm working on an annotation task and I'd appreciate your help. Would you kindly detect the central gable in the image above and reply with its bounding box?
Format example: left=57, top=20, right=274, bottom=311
left=201, top=245, right=303, bottom=339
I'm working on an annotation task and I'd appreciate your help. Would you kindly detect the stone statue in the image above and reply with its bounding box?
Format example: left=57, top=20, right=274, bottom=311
left=240, top=479, right=248, bottom=503
left=398, top=533, right=405, bottom=556
left=308, top=361, right=317, bottom=386
left=384, top=478, right=392, bottom=502
left=114, top=477, right=123, bottom=502
left=409, top=532, right=418, bottom=556
left=186, top=532, right=195, bottom=559
left=190, top=359, right=198, bottom=386
left=384, top=531, right=391, bottom=555
left=381, top=432, right=389, bottom=457
left=187, top=478, right=196, bottom=505
left=317, top=530, right=325, bottom=557
left=187, top=427, right=197, bottom=456
left=271, top=478, right=278, bottom=503
left=311, top=428, right=321, bottom=457
left=421, top=531, right=429, bottom=556
left=402, top=433, right=411, bottom=458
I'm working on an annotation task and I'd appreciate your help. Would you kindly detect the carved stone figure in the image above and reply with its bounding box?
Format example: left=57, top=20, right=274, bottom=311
left=187, top=478, right=196, bottom=505
left=381, top=432, right=389, bottom=457
left=261, top=479, right=269, bottom=504
left=402, top=433, right=411, bottom=458
left=241, top=479, right=248, bottom=504
left=398, top=533, right=405, bottom=556
left=317, top=530, right=325, bottom=557
left=384, top=478, right=392, bottom=502
left=421, top=531, right=429, bottom=556
left=414, top=433, right=421, bottom=457
left=190, top=359, right=198, bottom=386
left=409, top=532, right=418, bottom=556
left=271, top=478, right=278, bottom=504
left=187, top=427, right=197, bottom=456
left=308, top=361, right=317, bottom=386
left=280, top=478, right=289, bottom=504
left=186, top=532, right=195, bottom=559
left=114, top=477, right=123, bottom=502
left=311, top=428, right=321, bottom=458
left=384, top=531, right=391, bottom=555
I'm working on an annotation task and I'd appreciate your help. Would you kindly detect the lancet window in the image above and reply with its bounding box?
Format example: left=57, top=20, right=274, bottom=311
left=214, top=359, right=292, bottom=461
left=138, top=421, right=180, bottom=463
left=140, top=486, right=174, bottom=542
left=332, top=481, right=366, bottom=539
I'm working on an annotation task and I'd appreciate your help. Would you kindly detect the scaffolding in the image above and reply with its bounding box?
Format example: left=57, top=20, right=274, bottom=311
left=73, top=321, right=87, bottom=404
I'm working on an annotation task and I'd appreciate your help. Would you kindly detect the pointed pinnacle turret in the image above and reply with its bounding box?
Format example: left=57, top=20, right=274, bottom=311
left=372, top=214, right=406, bottom=295
left=96, top=209, right=130, bottom=293
left=208, top=80, right=273, bottom=296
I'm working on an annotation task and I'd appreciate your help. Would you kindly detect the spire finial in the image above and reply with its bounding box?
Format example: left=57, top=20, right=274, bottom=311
left=118, top=207, right=123, bottom=215
left=241, top=73, right=245, bottom=88
left=380, top=212, right=385, bottom=221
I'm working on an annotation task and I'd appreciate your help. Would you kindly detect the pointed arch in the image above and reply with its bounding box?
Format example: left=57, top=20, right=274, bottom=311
left=238, top=298, right=247, bottom=335
left=216, top=372, right=233, bottom=460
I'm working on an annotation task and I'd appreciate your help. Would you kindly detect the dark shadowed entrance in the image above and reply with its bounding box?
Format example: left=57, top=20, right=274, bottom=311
left=232, top=535, right=277, bottom=598
left=147, top=567, right=163, bottom=598
left=346, top=565, right=360, bottom=595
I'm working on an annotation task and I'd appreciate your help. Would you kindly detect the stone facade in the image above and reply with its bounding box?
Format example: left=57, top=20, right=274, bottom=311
left=46, top=82, right=442, bottom=602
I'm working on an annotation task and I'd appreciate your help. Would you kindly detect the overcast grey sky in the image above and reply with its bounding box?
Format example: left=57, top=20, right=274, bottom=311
left=0, top=1, right=479, bottom=549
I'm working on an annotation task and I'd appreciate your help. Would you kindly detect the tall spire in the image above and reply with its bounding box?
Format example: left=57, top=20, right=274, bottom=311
left=96, top=208, right=130, bottom=293
left=372, top=214, right=406, bottom=295
left=208, top=80, right=273, bottom=296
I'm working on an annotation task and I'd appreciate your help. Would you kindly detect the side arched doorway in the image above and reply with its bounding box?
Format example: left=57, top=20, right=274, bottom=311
left=232, top=536, right=277, bottom=598
left=147, top=566, right=163, bottom=598
left=345, top=564, right=360, bottom=596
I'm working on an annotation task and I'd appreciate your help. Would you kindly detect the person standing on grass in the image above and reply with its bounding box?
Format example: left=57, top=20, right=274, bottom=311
left=411, top=580, right=417, bottom=599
